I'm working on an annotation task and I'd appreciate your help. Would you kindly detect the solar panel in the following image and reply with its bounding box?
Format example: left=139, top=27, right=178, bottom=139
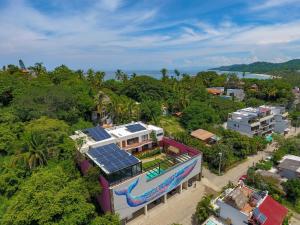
left=253, top=208, right=260, bottom=217
left=126, top=124, right=146, bottom=133
left=87, top=143, right=140, bottom=174
left=258, top=214, right=267, bottom=224
left=84, top=126, right=111, bottom=141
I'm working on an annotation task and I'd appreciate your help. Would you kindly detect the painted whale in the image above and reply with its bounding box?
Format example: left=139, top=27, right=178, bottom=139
left=114, top=159, right=198, bottom=207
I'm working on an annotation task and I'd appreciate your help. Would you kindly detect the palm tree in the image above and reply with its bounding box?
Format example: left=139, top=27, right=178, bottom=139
left=174, top=69, right=180, bottom=80
left=94, top=71, right=105, bottom=89
left=25, top=133, right=48, bottom=170
left=12, top=133, right=47, bottom=170
left=28, top=62, right=46, bottom=76
left=160, top=68, right=168, bottom=81
left=115, top=69, right=123, bottom=81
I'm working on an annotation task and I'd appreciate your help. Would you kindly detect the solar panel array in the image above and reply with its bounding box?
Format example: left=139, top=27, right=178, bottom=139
left=84, top=126, right=111, bottom=141
left=87, top=143, right=140, bottom=174
left=126, top=124, right=146, bottom=133
left=253, top=208, right=267, bottom=224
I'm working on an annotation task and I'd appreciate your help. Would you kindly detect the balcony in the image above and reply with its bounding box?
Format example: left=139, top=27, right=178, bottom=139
left=123, top=140, right=153, bottom=151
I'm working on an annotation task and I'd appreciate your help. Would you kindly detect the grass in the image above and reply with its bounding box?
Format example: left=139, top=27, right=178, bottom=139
left=142, top=157, right=173, bottom=171
left=142, top=159, right=162, bottom=170
left=158, top=116, right=185, bottom=135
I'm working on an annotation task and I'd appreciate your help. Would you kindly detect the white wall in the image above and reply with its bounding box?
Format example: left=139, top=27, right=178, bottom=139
left=217, top=200, right=249, bottom=225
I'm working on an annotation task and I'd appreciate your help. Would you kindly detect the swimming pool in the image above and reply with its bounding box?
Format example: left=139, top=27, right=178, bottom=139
left=146, top=167, right=165, bottom=180
left=205, top=219, right=217, bottom=225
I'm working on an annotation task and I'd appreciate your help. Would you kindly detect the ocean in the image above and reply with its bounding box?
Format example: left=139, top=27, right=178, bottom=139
left=103, top=70, right=271, bottom=80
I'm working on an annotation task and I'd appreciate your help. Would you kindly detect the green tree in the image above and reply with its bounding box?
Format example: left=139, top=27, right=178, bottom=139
left=160, top=68, right=168, bottom=81
left=195, top=195, right=214, bottom=223
left=181, top=102, right=220, bottom=130
left=140, top=100, right=161, bottom=124
left=2, top=163, right=96, bottom=225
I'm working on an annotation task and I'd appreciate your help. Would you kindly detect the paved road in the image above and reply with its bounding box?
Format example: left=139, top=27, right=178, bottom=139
left=127, top=127, right=300, bottom=225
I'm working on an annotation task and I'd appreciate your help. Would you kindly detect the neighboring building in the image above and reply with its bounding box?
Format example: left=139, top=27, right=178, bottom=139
left=226, top=89, right=245, bottom=101
left=71, top=121, right=164, bottom=154
left=207, top=87, right=224, bottom=96
left=278, top=155, right=300, bottom=179
left=213, top=184, right=288, bottom=225
left=191, top=129, right=220, bottom=145
left=271, top=106, right=289, bottom=134
left=227, top=105, right=289, bottom=137
left=71, top=124, right=202, bottom=223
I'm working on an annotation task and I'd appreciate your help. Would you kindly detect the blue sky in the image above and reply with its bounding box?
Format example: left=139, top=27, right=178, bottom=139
left=0, top=0, right=300, bottom=70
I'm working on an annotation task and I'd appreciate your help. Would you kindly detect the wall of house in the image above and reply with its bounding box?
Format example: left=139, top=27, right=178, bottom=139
left=110, top=155, right=202, bottom=220
left=217, top=200, right=249, bottom=225
left=273, top=115, right=289, bottom=134
left=227, top=120, right=253, bottom=137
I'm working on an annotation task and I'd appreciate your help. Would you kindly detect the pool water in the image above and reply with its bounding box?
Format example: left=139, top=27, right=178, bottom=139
left=146, top=167, right=165, bottom=180
left=205, top=219, right=217, bottom=225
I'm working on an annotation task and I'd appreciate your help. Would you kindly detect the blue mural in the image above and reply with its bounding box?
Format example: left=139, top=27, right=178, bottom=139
left=115, top=159, right=198, bottom=207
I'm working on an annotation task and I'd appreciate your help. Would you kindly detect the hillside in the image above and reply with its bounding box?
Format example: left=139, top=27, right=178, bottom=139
left=212, top=59, right=300, bottom=73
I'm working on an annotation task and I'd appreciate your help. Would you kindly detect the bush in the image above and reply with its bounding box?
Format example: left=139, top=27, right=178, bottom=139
left=136, top=148, right=161, bottom=159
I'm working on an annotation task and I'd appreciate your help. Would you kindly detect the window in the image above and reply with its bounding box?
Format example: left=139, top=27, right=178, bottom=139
left=156, top=132, right=163, bottom=137
left=141, top=134, right=148, bottom=141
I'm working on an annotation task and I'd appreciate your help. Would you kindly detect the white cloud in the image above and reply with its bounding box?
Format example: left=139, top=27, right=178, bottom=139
left=0, top=0, right=300, bottom=70
left=251, top=0, right=300, bottom=10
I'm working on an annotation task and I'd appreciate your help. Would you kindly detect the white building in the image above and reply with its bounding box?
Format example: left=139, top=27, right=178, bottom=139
left=70, top=121, right=164, bottom=154
left=227, top=105, right=289, bottom=137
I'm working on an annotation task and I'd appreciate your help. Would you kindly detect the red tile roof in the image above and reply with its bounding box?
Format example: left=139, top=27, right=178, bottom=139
left=258, top=196, right=288, bottom=225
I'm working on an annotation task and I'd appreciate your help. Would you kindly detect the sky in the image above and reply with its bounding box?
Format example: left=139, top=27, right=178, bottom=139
left=1, top=0, right=300, bottom=70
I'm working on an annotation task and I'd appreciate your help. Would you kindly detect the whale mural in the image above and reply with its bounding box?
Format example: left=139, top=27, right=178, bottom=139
left=114, top=159, right=198, bottom=207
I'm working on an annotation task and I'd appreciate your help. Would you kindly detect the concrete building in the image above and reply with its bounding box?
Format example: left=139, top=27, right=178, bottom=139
left=71, top=121, right=164, bottom=154
left=278, top=155, right=300, bottom=179
left=213, top=184, right=287, bottom=225
left=226, top=89, right=245, bottom=101
left=227, top=105, right=289, bottom=137
left=71, top=124, right=202, bottom=224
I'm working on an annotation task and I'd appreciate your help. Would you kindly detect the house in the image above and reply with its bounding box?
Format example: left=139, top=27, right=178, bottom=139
left=227, top=105, right=289, bottom=137
left=278, top=155, right=300, bottom=179
left=226, top=89, right=245, bottom=101
left=71, top=124, right=202, bottom=223
left=213, top=183, right=288, bottom=225
left=191, top=129, right=220, bottom=145
left=207, top=87, right=224, bottom=95
left=71, top=121, right=164, bottom=154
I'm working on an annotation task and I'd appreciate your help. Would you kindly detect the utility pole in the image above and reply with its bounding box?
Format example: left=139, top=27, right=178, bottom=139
left=218, top=152, right=223, bottom=176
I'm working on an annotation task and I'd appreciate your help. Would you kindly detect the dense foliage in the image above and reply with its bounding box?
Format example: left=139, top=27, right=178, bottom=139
left=0, top=65, right=120, bottom=224
left=212, top=59, right=300, bottom=73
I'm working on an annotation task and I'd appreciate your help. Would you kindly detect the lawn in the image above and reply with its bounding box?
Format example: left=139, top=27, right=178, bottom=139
left=158, top=116, right=185, bottom=135
left=142, top=159, right=162, bottom=170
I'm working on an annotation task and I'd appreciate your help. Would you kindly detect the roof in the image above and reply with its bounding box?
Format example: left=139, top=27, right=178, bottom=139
left=125, top=123, right=146, bottom=133
left=191, top=129, right=215, bottom=141
left=207, top=88, right=223, bottom=95
left=86, top=143, right=140, bottom=174
left=258, top=196, right=288, bottom=225
left=224, top=187, right=251, bottom=210
left=278, top=158, right=300, bottom=172
left=83, top=126, right=111, bottom=141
